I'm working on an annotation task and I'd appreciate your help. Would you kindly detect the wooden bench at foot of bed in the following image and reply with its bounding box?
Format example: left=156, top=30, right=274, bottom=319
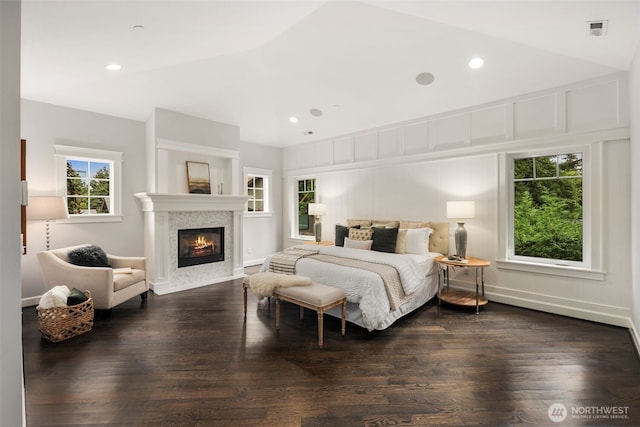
left=274, top=282, right=346, bottom=349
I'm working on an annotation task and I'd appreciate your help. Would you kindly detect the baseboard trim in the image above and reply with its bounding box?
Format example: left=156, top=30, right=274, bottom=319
left=629, top=321, right=640, bottom=358
left=150, top=274, right=246, bottom=296
left=244, top=258, right=265, bottom=267
left=449, top=280, right=631, bottom=328
left=22, top=296, right=40, bottom=308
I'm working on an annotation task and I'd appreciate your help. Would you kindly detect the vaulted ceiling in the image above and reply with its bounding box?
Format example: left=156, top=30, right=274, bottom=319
left=21, top=0, right=640, bottom=147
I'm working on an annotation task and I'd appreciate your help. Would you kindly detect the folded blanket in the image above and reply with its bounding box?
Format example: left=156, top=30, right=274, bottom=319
left=268, top=247, right=319, bottom=275
left=249, top=272, right=311, bottom=299
left=38, top=285, right=71, bottom=309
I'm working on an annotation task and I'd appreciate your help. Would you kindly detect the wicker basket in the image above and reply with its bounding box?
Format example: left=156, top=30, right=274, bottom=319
left=37, top=290, right=94, bottom=342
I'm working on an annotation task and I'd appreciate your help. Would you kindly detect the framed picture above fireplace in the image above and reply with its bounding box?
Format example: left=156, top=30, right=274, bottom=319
left=186, top=161, right=211, bottom=194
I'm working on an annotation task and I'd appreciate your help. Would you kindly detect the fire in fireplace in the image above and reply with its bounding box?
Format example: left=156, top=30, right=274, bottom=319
left=178, top=227, right=224, bottom=268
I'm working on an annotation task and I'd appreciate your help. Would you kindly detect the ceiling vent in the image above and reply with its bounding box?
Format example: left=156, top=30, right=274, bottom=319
left=587, top=20, right=608, bottom=37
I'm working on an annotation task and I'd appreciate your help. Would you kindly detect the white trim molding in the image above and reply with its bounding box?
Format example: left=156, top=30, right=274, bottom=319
left=134, top=192, right=249, bottom=295
left=54, top=143, right=123, bottom=223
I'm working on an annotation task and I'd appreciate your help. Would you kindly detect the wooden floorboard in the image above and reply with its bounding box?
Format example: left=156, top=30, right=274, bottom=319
left=22, top=275, right=640, bottom=426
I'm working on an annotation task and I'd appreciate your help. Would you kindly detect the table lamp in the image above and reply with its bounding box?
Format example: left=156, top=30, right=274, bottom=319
left=447, top=201, right=475, bottom=258
left=308, top=203, right=327, bottom=243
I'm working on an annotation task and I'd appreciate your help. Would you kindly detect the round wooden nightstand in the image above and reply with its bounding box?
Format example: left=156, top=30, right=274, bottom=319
left=436, top=256, right=490, bottom=314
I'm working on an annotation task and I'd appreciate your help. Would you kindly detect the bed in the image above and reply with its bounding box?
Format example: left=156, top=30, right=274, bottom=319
left=260, top=219, right=449, bottom=331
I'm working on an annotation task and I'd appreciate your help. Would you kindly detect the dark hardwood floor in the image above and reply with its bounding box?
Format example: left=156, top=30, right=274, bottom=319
left=23, top=275, right=640, bottom=426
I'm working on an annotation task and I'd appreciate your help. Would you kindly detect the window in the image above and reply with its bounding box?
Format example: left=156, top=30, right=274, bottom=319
left=55, top=144, right=122, bottom=223
left=498, top=142, right=603, bottom=279
left=245, top=168, right=270, bottom=214
left=247, top=175, right=265, bottom=212
left=512, top=152, right=583, bottom=263
left=66, top=159, right=112, bottom=215
left=297, top=178, right=315, bottom=237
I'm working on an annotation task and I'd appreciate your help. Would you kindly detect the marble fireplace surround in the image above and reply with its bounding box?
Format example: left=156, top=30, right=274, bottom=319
left=135, top=192, right=248, bottom=295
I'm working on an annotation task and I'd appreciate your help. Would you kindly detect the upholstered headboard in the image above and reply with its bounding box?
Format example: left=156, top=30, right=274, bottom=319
left=426, top=222, right=449, bottom=255
left=345, top=219, right=449, bottom=255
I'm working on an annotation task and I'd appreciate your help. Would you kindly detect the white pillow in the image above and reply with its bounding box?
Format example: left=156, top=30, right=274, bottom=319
left=344, top=237, right=373, bottom=250
left=404, top=227, right=433, bottom=255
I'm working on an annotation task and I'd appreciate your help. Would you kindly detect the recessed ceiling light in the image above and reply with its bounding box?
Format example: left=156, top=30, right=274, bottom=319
left=415, top=72, right=435, bottom=86
left=289, top=116, right=298, bottom=123
left=468, top=57, right=484, bottom=69
left=310, top=108, right=323, bottom=117
left=106, top=63, right=122, bottom=71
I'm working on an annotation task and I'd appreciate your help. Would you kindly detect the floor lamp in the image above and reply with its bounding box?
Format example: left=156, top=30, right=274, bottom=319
left=28, top=196, right=68, bottom=250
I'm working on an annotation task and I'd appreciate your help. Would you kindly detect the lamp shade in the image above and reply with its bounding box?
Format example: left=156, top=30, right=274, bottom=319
left=27, top=196, right=69, bottom=221
left=308, top=203, right=327, bottom=216
left=447, top=201, right=475, bottom=220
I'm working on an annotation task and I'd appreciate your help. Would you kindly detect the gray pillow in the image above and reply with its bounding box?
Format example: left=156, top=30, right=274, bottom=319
left=68, top=245, right=111, bottom=268
left=67, top=287, right=89, bottom=305
left=371, top=227, right=399, bottom=253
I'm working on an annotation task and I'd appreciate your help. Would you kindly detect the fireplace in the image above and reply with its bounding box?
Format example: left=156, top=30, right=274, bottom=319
left=178, top=227, right=224, bottom=268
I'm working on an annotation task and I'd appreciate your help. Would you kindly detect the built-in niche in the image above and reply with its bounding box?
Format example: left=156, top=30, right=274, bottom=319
left=155, top=139, right=238, bottom=195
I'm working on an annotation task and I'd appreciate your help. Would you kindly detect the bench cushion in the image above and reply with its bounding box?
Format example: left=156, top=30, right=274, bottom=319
left=276, top=282, right=345, bottom=307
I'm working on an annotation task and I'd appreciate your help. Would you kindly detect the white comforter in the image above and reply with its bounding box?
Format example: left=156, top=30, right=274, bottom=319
left=261, top=246, right=439, bottom=331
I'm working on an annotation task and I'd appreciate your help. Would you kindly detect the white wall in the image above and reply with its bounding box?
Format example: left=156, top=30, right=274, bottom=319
left=0, top=1, right=24, bottom=424
left=147, top=108, right=240, bottom=194
left=240, top=141, right=283, bottom=265
left=629, top=42, right=640, bottom=351
left=154, top=108, right=239, bottom=151
left=20, top=100, right=147, bottom=304
left=283, top=72, right=632, bottom=328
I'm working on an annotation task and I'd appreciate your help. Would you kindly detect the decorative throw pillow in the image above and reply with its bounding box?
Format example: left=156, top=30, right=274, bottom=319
left=404, top=228, right=434, bottom=255
left=335, top=224, right=360, bottom=247
left=68, top=245, right=112, bottom=268
left=348, top=228, right=373, bottom=241
left=344, top=237, right=373, bottom=250
left=395, top=229, right=408, bottom=254
left=371, top=227, right=399, bottom=253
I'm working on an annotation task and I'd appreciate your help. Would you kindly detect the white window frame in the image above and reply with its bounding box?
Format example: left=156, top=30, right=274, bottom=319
left=497, top=141, right=604, bottom=280
left=292, top=176, right=316, bottom=239
left=54, top=144, right=123, bottom=223
left=243, top=167, right=271, bottom=217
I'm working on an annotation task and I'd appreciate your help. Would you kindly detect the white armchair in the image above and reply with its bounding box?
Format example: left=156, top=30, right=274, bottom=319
left=37, top=244, right=148, bottom=311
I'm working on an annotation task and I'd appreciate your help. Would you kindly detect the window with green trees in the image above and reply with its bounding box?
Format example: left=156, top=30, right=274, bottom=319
left=297, top=178, right=315, bottom=236
left=66, top=159, right=112, bottom=215
left=512, top=152, right=583, bottom=262
left=247, top=174, right=267, bottom=212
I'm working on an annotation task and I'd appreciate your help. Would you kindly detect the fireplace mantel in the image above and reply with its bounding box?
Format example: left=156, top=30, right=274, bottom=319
left=135, top=192, right=248, bottom=213
left=134, top=192, right=249, bottom=295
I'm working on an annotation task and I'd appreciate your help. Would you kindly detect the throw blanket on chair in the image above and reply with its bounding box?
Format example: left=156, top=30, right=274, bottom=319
left=249, top=272, right=311, bottom=298
left=268, top=247, right=319, bottom=274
